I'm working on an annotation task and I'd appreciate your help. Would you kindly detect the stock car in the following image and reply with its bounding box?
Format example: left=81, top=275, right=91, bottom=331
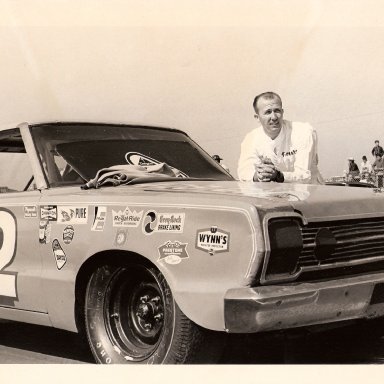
left=2, top=121, right=384, bottom=364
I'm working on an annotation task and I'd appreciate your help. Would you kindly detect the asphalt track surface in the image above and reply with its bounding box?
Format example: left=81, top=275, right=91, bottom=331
left=1, top=318, right=384, bottom=364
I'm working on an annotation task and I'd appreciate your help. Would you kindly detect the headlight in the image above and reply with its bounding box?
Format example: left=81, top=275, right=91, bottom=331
left=264, top=218, right=303, bottom=280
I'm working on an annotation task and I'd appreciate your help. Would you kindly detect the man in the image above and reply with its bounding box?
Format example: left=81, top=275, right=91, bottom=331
left=237, top=92, right=321, bottom=183
left=373, top=153, right=384, bottom=188
left=212, top=154, right=230, bottom=173
left=360, top=155, right=373, bottom=182
left=373, top=154, right=384, bottom=170
left=372, top=140, right=384, bottom=158
left=347, top=157, right=359, bottom=181
left=360, top=156, right=372, bottom=173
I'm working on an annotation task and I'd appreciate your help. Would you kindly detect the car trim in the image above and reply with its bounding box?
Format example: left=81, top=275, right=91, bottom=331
left=261, top=211, right=306, bottom=284
left=19, top=122, right=47, bottom=190
left=261, top=212, right=384, bottom=284
left=224, top=270, right=384, bottom=333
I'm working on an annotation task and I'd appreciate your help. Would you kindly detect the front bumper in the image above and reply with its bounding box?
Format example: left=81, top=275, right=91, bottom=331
left=224, top=272, right=384, bottom=333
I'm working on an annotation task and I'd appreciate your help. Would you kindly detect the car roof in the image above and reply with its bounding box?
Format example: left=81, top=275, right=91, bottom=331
left=0, top=121, right=190, bottom=137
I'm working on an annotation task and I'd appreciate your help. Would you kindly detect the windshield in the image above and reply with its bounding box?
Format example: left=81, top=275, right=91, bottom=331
left=31, top=123, right=232, bottom=187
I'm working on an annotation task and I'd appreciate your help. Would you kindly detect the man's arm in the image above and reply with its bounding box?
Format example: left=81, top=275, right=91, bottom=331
left=280, top=125, right=317, bottom=183
left=237, top=131, right=262, bottom=181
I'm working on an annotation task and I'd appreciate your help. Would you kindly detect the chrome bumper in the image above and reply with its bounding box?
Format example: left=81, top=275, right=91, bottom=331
left=224, top=272, right=384, bottom=333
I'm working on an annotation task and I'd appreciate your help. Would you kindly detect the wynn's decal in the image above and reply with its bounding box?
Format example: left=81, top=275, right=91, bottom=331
left=58, top=206, right=88, bottom=224
left=142, top=211, right=185, bottom=234
left=195, top=226, right=230, bottom=255
left=112, top=207, right=143, bottom=228
left=158, top=241, right=189, bottom=265
left=24, top=205, right=37, bottom=218
left=125, top=152, right=188, bottom=177
left=52, top=239, right=67, bottom=270
left=92, top=206, right=107, bottom=231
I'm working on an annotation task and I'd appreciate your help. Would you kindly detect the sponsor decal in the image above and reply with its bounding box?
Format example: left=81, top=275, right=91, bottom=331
left=158, top=241, right=189, bottom=265
left=39, top=220, right=51, bottom=244
left=125, top=152, right=160, bottom=167
left=63, top=225, right=74, bottom=244
left=52, top=239, right=67, bottom=270
left=195, top=226, right=230, bottom=255
left=112, top=207, right=143, bottom=228
left=24, top=205, right=37, bottom=218
left=143, top=211, right=185, bottom=234
left=92, top=206, right=107, bottom=231
left=58, top=206, right=88, bottom=224
left=125, top=152, right=188, bottom=177
left=40, top=205, right=57, bottom=221
left=114, top=229, right=128, bottom=246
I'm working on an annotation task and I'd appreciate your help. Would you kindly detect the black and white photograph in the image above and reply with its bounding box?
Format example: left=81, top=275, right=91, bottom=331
left=0, top=0, right=384, bottom=382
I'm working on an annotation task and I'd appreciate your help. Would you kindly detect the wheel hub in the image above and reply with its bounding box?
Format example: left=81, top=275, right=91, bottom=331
left=135, top=295, right=163, bottom=331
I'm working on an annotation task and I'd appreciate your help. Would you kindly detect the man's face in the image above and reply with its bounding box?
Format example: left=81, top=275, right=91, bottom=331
left=376, top=142, right=380, bottom=147
left=255, top=97, right=284, bottom=139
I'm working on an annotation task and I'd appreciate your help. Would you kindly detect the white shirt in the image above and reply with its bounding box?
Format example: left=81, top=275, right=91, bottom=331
left=360, top=160, right=372, bottom=173
left=237, top=120, right=321, bottom=183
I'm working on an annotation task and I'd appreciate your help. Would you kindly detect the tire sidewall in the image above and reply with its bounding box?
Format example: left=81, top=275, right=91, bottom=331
left=85, top=264, right=176, bottom=364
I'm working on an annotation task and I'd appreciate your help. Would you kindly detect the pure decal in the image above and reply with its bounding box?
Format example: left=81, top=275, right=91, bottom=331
left=58, top=206, right=88, bottom=224
left=195, top=226, right=230, bottom=255
left=52, top=239, right=67, bottom=270
left=112, top=207, right=143, bottom=228
left=143, top=211, right=185, bottom=234
left=92, top=206, right=107, bottom=231
left=158, top=241, right=189, bottom=265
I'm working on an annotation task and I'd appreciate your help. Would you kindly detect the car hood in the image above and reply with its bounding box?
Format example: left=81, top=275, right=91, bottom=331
left=66, top=179, right=384, bottom=222
left=136, top=180, right=384, bottom=221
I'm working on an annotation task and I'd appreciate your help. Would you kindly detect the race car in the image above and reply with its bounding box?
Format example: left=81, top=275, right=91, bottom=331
left=1, top=121, right=384, bottom=364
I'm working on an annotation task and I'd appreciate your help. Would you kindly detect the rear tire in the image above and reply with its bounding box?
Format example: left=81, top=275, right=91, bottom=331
left=84, top=262, right=223, bottom=364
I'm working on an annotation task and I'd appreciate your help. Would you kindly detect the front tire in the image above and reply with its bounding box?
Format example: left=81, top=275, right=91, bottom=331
left=84, top=262, right=222, bottom=364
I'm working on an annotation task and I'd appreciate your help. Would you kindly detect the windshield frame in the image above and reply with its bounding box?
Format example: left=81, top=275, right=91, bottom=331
left=29, top=122, right=233, bottom=188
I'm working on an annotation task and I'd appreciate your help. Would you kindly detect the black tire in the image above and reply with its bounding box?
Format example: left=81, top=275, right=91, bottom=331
left=84, top=262, right=224, bottom=364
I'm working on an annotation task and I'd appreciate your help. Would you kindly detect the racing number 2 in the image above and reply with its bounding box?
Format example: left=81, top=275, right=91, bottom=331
left=0, top=210, right=17, bottom=297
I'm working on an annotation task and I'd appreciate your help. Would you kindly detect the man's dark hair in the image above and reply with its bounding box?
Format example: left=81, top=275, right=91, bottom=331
left=253, top=92, right=282, bottom=113
left=375, top=140, right=380, bottom=144
left=362, top=155, right=367, bottom=161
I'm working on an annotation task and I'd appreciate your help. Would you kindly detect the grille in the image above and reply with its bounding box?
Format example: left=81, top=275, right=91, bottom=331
left=298, top=217, right=384, bottom=269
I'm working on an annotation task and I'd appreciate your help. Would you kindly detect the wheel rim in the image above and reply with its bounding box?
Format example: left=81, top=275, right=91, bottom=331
left=104, top=265, right=167, bottom=362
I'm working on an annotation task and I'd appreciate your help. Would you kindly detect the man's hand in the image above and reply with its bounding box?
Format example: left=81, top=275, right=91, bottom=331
left=253, top=157, right=284, bottom=182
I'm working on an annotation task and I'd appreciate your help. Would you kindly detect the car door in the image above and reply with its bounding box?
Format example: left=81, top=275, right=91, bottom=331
left=0, top=128, right=45, bottom=313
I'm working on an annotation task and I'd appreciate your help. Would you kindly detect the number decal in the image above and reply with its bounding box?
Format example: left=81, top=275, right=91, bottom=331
left=0, top=210, right=17, bottom=297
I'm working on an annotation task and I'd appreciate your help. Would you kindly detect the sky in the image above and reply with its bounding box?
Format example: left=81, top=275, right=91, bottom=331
left=0, top=0, right=384, bottom=178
